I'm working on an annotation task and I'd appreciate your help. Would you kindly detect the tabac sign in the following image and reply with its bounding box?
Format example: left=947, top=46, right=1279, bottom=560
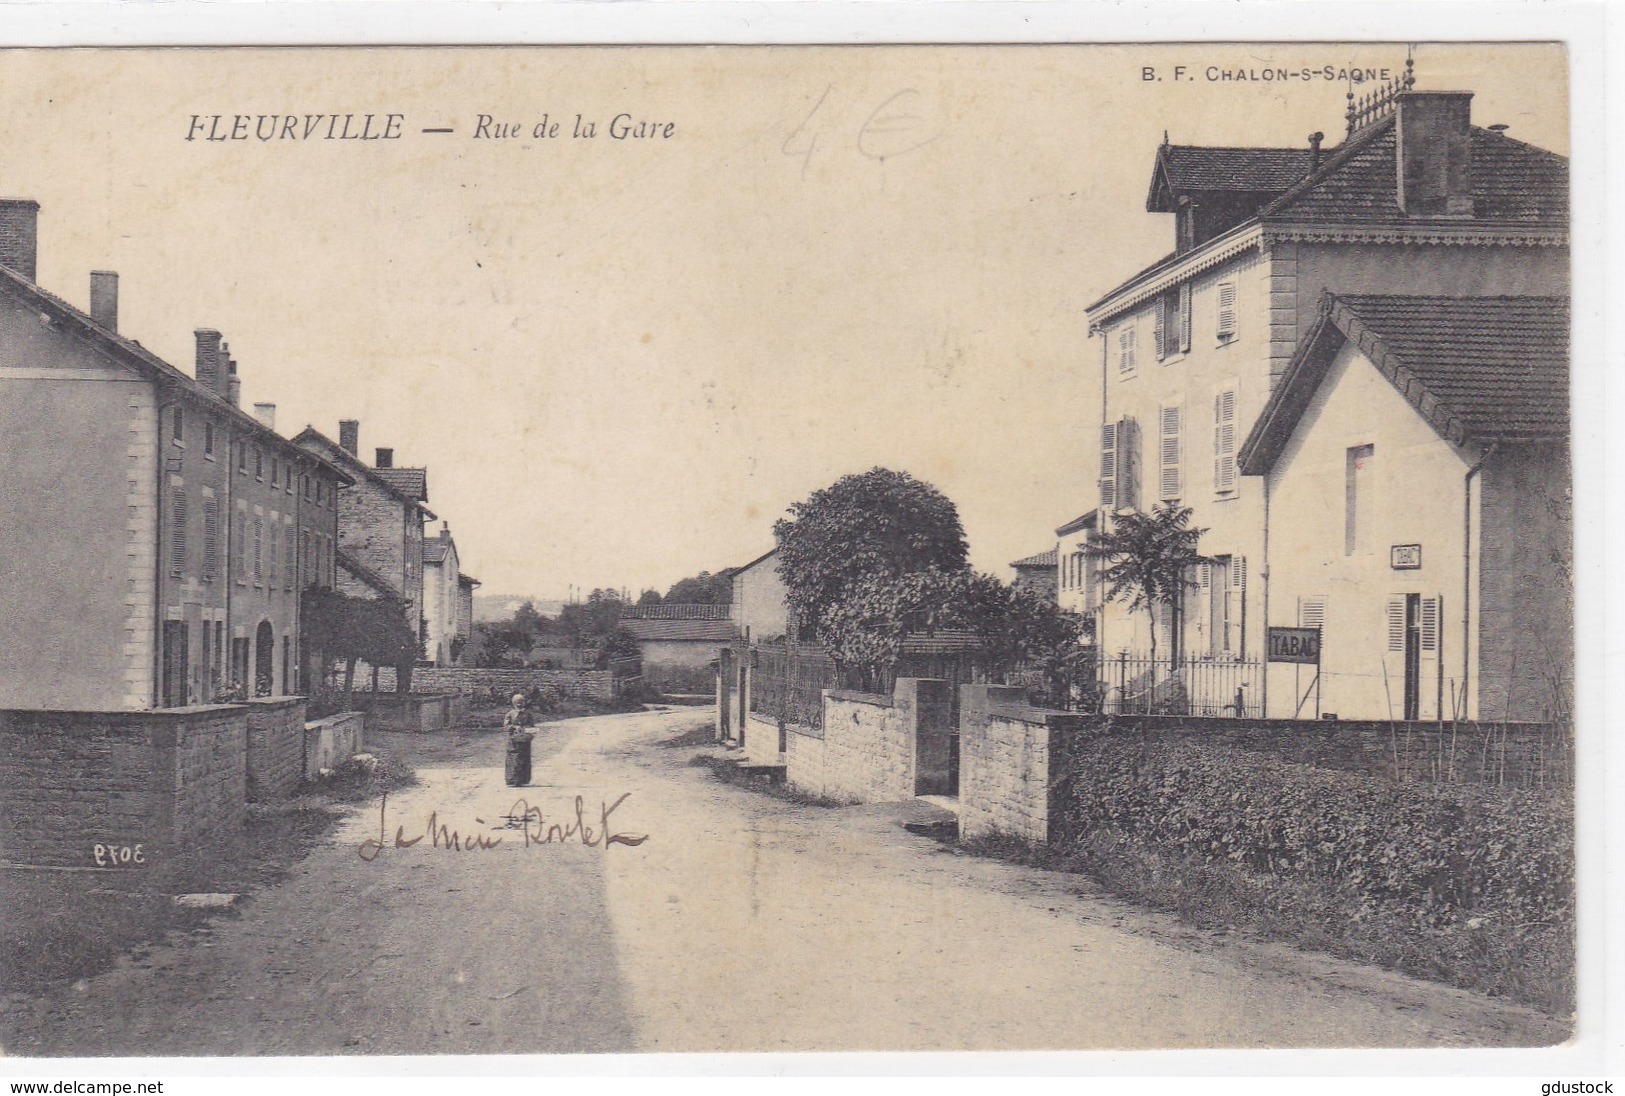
left=1267, top=626, right=1321, bottom=665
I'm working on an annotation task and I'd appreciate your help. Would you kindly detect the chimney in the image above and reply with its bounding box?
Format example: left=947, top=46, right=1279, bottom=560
left=0, top=198, right=40, bottom=281
left=441, top=521, right=450, bottom=540
left=89, top=271, right=119, bottom=331
left=226, top=352, right=241, bottom=408
left=1306, top=132, right=1324, bottom=176
left=339, top=419, right=360, bottom=456
left=253, top=402, right=276, bottom=430
left=375, top=447, right=394, bottom=469
left=1395, top=91, right=1475, bottom=216
left=194, top=329, right=225, bottom=395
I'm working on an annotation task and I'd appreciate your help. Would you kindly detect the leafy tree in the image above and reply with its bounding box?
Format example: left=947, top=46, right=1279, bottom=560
left=663, top=571, right=732, bottom=605
left=820, top=567, right=1087, bottom=698
left=1086, top=502, right=1210, bottom=670
left=636, top=588, right=664, bottom=607
left=301, top=586, right=421, bottom=695
left=774, top=468, right=968, bottom=640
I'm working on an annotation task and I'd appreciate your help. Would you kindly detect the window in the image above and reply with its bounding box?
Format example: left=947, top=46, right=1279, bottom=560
left=1202, top=555, right=1247, bottom=657
left=1212, top=387, right=1237, bottom=495
left=284, top=530, right=295, bottom=591
left=1101, top=419, right=1140, bottom=512
left=171, top=407, right=184, bottom=444
left=203, top=497, right=219, bottom=581
left=317, top=481, right=325, bottom=506
left=1159, top=404, right=1182, bottom=502
left=1216, top=281, right=1238, bottom=341
left=168, top=488, right=187, bottom=578
left=238, top=443, right=247, bottom=473
left=1153, top=287, right=1192, bottom=362
left=204, top=420, right=215, bottom=457
left=1116, top=324, right=1137, bottom=379
left=1345, top=445, right=1374, bottom=554
left=268, top=524, right=279, bottom=589
left=254, top=448, right=263, bottom=480
left=234, top=510, right=247, bottom=583
left=252, top=517, right=263, bottom=585
left=270, top=458, right=279, bottom=488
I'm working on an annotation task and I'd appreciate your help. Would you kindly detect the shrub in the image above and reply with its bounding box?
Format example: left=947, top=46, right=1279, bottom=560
left=1052, top=734, right=1574, bottom=1012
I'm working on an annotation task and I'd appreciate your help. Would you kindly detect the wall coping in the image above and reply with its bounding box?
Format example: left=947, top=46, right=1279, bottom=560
left=306, top=711, right=365, bottom=731
left=1078, top=714, right=1565, bottom=736
left=2, top=704, right=245, bottom=721
left=246, top=695, right=308, bottom=708
left=825, top=687, right=895, bottom=708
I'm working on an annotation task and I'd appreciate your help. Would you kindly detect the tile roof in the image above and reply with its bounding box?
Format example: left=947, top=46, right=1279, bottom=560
left=1150, top=145, right=1313, bottom=208
left=1240, top=292, right=1570, bottom=473
left=1055, top=510, right=1098, bottom=537
left=291, top=428, right=436, bottom=518
left=622, top=618, right=740, bottom=643
left=1258, top=119, right=1568, bottom=227
left=423, top=538, right=451, bottom=564
left=1011, top=548, right=1059, bottom=569
left=375, top=467, right=428, bottom=502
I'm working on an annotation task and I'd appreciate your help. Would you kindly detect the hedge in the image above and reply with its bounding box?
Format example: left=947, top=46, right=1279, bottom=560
left=1051, top=736, right=1574, bottom=1012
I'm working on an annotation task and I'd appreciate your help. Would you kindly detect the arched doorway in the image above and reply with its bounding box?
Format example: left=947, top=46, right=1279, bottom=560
left=254, top=621, right=275, bottom=698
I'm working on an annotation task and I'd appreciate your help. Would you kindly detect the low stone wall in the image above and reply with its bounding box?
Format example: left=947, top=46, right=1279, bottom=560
left=784, top=720, right=826, bottom=799
left=353, top=692, right=468, bottom=733
left=959, top=686, right=1088, bottom=843
left=373, top=666, right=615, bottom=704
left=305, top=712, right=365, bottom=777
left=245, top=697, right=307, bottom=802
left=1084, top=714, right=1570, bottom=788
left=0, top=705, right=249, bottom=883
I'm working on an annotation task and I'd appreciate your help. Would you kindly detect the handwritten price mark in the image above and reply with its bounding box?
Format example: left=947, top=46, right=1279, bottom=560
left=92, top=842, right=145, bottom=867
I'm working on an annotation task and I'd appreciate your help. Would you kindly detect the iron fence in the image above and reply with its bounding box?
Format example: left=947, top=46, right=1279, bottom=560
left=751, top=643, right=840, bottom=730
left=1099, top=652, right=1264, bottom=718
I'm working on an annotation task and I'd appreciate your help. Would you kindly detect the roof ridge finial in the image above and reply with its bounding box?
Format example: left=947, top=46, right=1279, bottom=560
left=1162, top=129, right=1170, bottom=146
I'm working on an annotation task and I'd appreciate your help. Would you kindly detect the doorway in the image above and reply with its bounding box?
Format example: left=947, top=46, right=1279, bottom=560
left=255, top=621, right=275, bottom=698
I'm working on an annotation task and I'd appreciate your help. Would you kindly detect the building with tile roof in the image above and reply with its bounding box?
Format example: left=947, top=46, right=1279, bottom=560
left=1078, top=71, right=1568, bottom=718
left=0, top=198, right=351, bottom=709
left=293, top=421, right=435, bottom=650
left=1009, top=547, right=1059, bottom=599
left=1237, top=292, right=1570, bottom=721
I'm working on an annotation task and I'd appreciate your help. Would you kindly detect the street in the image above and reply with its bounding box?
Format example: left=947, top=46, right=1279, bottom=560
left=0, top=707, right=1564, bottom=1056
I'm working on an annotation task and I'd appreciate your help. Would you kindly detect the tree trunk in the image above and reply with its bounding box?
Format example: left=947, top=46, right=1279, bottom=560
left=343, top=656, right=357, bottom=697
left=397, top=662, right=413, bottom=695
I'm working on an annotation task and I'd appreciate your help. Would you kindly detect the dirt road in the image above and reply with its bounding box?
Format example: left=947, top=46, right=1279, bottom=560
left=0, top=707, right=1563, bottom=1055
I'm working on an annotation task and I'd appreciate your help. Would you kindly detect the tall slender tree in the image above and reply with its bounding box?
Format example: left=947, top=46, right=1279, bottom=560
left=1087, top=502, right=1210, bottom=670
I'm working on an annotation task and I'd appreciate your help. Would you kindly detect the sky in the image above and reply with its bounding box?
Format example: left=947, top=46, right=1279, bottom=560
left=0, top=43, right=1568, bottom=599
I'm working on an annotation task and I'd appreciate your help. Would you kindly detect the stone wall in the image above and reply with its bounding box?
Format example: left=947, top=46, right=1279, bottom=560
left=784, top=722, right=827, bottom=798
left=1081, top=713, right=1570, bottom=788
left=245, top=697, right=307, bottom=802
left=958, top=686, right=1087, bottom=843
left=373, top=666, right=615, bottom=703
left=0, top=705, right=248, bottom=881
left=353, top=692, right=468, bottom=733
left=305, top=711, right=365, bottom=777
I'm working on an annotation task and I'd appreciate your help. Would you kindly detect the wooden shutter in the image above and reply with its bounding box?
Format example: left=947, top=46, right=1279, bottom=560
left=1298, top=595, right=1327, bottom=630
left=1386, top=596, right=1406, bottom=652
left=1213, top=388, right=1237, bottom=493
left=269, top=525, right=279, bottom=588
left=1159, top=404, right=1182, bottom=501
left=1118, top=326, right=1137, bottom=377
left=285, top=531, right=295, bottom=591
left=203, top=498, right=219, bottom=581
left=1100, top=421, right=1118, bottom=511
left=1119, top=417, right=1139, bottom=510
left=253, top=518, right=263, bottom=583
left=1419, top=595, right=1443, bottom=719
left=169, top=489, right=187, bottom=579
left=1217, top=281, right=1238, bottom=339
left=1178, top=283, right=1193, bottom=353
left=1153, top=299, right=1167, bottom=361
left=1230, top=556, right=1247, bottom=656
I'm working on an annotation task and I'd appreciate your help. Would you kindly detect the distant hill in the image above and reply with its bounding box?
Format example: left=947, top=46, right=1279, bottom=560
left=472, top=594, right=566, bottom=623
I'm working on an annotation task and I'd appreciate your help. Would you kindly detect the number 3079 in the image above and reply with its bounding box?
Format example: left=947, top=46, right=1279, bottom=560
left=93, top=843, right=145, bottom=867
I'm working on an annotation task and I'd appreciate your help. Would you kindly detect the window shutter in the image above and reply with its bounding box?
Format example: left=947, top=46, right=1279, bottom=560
left=1100, top=421, right=1118, bottom=511
left=1119, top=417, right=1139, bottom=510
left=1153, top=301, right=1166, bottom=361
left=1118, top=326, right=1137, bottom=377
left=1298, top=596, right=1327, bottom=630
left=253, top=518, right=263, bottom=583
left=1199, top=561, right=1210, bottom=589
left=203, top=499, right=219, bottom=581
left=1179, top=283, right=1193, bottom=353
left=1420, top=596, right=1439, bottom=653
left=1213, top=388, right=1237, bottom=493
left=285, top=533, right=295, bottom=591
left=169, top=489, right=187, bottom=579
left=1159, top=405, right=1182, bottom=501
left=1386, top=596, right=1406, bottom=652
left=1217, top=281, right=1238, bottom=339
left=269, top=525, right=279, bottom=588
